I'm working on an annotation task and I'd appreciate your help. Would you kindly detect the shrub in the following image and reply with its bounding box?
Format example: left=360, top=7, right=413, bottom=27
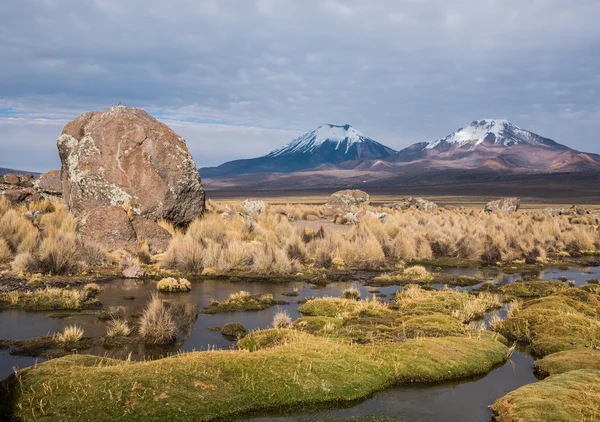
left=157, top=277, right=192, bottom=292
left=221, top=322, right=247, bottom=338
left=139, top=295, right=176, bottom=344
left=106, top=319, right=131, bottom=337
left=272, top=310, right=292, bottom=329
left=54, top=325, right=84, bottom=347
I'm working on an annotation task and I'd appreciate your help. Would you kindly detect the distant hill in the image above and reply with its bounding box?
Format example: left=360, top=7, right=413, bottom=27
left=0, top=168, right=37, bottom=177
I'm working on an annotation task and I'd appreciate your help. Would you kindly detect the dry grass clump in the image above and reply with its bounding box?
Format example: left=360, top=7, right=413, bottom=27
left=342, top=287, right=361, bottom=300
left=54, top=325, right=84, bottom=347
left=157, top=277, right=192, bottom=292
left=139, top=295, right=176, bottom=344
left=106, top=319, right=131, bottom=337
left=202, top=291, right=276, bottom=314
left=272, top=310, right=293, bottom=329
left=83, top=283, right=101, bottom=295
left=0, top=200, right=106, bottom=275
left=158, top=201, right=600, bottom=275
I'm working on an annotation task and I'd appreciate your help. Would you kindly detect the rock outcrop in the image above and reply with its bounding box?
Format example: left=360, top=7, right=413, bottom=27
left=0, top=173, right=38, bottom=204
left=324, top=189, right=370, bottom=217
left=57, top=106, right=205, bottom=251
left=485, top=197, right=521, bottom=214
left=545, top=205, right=591, bottom=217
left=34, top=170, right=62, bottom=201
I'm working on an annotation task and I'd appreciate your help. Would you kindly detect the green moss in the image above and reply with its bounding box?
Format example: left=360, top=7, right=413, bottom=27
left=498, top=280, right=569, bottom=299
left=298, top=298, right=393, bottom=318
left=0, top=333, right=508, bottom=421
left=201, top=292, right=286, bottom=314
left=492, top=370, right=600, bottom=422
left=0, top=288, right=100, bottom=311
left=495, top=287, right=600, bottom=356
left=534, top=349, right=600, bottom=377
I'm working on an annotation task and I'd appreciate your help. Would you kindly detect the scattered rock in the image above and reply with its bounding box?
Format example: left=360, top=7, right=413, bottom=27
left=324, top=189, right=370, bottom=218
left=34, top=170, right=62, bottom=200
left=1, top=173, right=39, bottom=205
left=545, top=205, right=591, bottom=217
left=392, top=197, right=438, bottom=212
left=485, top=197, right=521, bottom=214
left=122, top=266, right=145, bottom=279
left=57, top=106, right=206, bottom=249
left=276, top=209, right=295, bottom=220
left=221, top=322, right=247, bottom=339
left=241, top=199, right=267, bottom=217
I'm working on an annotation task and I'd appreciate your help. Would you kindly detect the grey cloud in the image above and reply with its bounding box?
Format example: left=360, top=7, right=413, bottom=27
left=1, top=0, right=600, bottom=171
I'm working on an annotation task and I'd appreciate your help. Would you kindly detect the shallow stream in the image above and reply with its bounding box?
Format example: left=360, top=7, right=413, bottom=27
left=1, top=264, right=598, bottom=420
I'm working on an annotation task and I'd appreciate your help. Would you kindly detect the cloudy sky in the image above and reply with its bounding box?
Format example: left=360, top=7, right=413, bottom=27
left=1, top=0, right=599, bottom=172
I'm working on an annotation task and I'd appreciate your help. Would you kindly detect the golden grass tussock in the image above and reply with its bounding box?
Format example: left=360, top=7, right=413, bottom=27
left=157, top=277, right=191, bottom=292
left=54, top=324, right=84, bottom=347
left=138, top=295, right=176, bottom=344
left=272, top=310, right=293, bottom=328
left=0, top=200, right=107, bottom=275
left=106, top=319, right=131, bottom=337
left=157, top=202, right=599, bottom=275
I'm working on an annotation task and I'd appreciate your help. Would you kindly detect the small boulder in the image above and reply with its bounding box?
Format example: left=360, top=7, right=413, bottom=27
left=34, top=170, right=62, bottom=200
left=394, top=197, right=438, bottom=212
left=122, top=266, right=145, bottom=279
left=221, top=322, right=247, bottom=339
left=324, top=189, right=370, bottom=217
left=485, top=198, right=521, bottom=214
left=3, top=174, right=20, bottom=185
left=241, top=199, right=267, bottom=217
left=131, top=217, right=172, bottom=254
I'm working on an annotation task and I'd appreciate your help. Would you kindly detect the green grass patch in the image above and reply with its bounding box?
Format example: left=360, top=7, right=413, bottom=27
left=0, top=287, right=100, bottom=311
left=1, top=332, right=508, bottom=421
left=497, top=280, right=569, bottom=299
left=200, top=291, right=286, bottom=314
left=492, top=370, right=600, bottom=422
left=495, top=286, right=600, bottom=356
left=534, top=349, right=600, bottom=378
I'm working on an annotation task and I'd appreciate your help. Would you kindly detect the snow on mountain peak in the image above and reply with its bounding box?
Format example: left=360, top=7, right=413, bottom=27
left=424, top=119, right=536, bottom=151
left=267, top=124, right=374, bottom=157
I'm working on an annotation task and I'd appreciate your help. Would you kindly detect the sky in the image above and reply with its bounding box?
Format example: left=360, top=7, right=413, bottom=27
left=1, top=0, right=599, bottom=172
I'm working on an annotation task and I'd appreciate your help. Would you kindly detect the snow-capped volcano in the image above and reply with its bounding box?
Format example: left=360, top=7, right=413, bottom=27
left=200, top=124, right=396, bottom=177
left=267, top=124, right=388, bottom=157
left=394, top=119, right=571, bottom=164
left=424, top=119, right=559, bottom=151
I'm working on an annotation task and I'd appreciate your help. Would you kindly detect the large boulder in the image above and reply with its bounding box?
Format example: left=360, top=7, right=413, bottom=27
left=34, top=170, right=62, bottom=201
left=324, top=189, right=370, bottom=217
left=57, top=106, right=204, bottom=251
left=58, top=106, right=205, bottom=226
left=485, top=197, right=521, bottom=214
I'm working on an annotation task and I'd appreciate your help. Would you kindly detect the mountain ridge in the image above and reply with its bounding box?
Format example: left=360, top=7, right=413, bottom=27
left=200, top=119, right=600, bottom=183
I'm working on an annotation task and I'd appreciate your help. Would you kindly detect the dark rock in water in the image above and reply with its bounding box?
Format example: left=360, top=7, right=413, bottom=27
left=221, top=322, right=247, bottom=339
left=485, top=197, right=521, bottom=214
left=57, top=105, right=202, bottom=250
left=34, top=170, right=62, bottom=200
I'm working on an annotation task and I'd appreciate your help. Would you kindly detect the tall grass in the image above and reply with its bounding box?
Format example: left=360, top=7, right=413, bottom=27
left=139, top=295, right=176, bottom=344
